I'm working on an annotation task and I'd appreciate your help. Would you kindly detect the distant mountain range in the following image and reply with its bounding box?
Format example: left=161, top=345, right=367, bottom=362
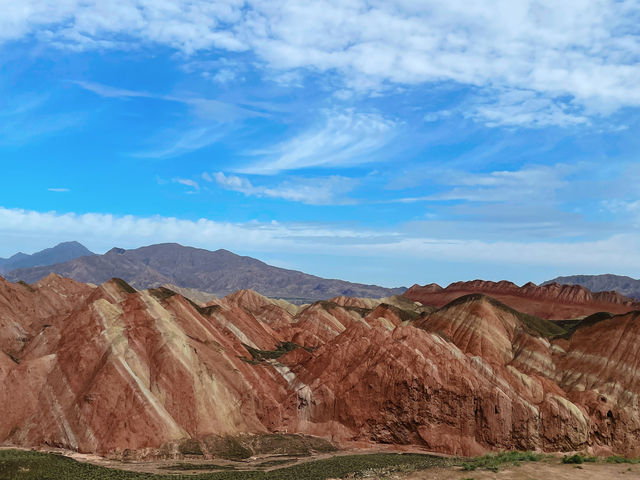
left=404, top=279, right=640, bottom=319
left=544, top=274, right=640, bottom=300
left=0, top=241, right=93, bottom=273
left=4, top=242, right=405, bottom=301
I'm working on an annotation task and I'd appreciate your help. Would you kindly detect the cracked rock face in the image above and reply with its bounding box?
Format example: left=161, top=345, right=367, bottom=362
left=2, top=275, right=640, bottom=457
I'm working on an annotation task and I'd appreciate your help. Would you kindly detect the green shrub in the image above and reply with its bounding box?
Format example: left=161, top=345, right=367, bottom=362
left=462, top=451, right=543, bottom=472
left=178, top=438, right=203, bottom=456
left=606, top=455, right=640, bottom=464
left=561, top=453, right=597, bottom=464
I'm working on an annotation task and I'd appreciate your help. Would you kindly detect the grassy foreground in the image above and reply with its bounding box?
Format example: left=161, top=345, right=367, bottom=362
left=3, top=448, right=636, bottom=479
left=0, top=450, right=456, bottom=480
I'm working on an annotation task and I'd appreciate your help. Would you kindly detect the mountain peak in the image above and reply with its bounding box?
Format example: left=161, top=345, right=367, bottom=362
left=4, top=243, right=405, bottom=301
left=544, top=274, right=640, bottom=300
left=1, top=241, right=94, bottom=273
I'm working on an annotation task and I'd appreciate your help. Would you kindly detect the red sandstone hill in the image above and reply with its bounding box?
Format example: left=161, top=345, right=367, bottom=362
left=2, top=274, right=640, bottom=458
left=403, top=280, right=640, bottom=319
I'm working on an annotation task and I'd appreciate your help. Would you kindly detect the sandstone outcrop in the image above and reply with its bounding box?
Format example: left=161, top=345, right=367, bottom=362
left=2, top=275, right=640, bottom=458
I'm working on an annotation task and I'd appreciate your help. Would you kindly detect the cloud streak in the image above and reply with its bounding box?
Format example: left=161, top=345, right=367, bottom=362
left=74, top=80, right=268, bottom=158
left=238, top=109, right=396, bottom=174
left=213, top=172, right=356, bottom=205
left=2, top=207, right=640, bottom=274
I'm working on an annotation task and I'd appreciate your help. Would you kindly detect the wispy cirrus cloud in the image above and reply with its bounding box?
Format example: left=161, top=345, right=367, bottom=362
left=430, top=164, right=572, bottom=203
left=0, top=92, right=82, bottom=145
left=237, top=109, right=396, bottom=174
left=74, top=80, right=268, bottom=158
left=212, top=172, right=356, bottom=205
left=173, top=178, right=199, bottom=193
left=385, top=164, right=573, bottom=205
left=72, top=81, right=154, bottom=99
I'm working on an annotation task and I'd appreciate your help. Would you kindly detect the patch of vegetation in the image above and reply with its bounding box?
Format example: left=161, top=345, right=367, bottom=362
left=0, top=449, right=454, bottom=480
left=203, top=435, right=253, bottom=460
left=440, top=294, right=567, bottom=338
left=199, top=305, right=222, bottom=316
left=244, top=433, right=337, bottom=457
left=199, top=433, right=336, bottom=461
left=606, top=455, right=640, bottom=464
left=111, top=278, right=137, bottom=294
left=254, top=459, right=295, bottom=468
left=265, top=452, right=456, bottom=479
left=556, top=312, right=615, bottom=339
left=553, top=319, right=583, bottom=332
left=148, top=287, right=219, bottom=316
left=313, top=300, right=372, bottom=317
left=461, top=451, right=544, bottom=472
left=178, top=439, right=204, bottom=456
left=561, top=453, right=597, bottom=464
left=239, top=342, right=308, bottom=364
left=148, top=287, right=177, bottom=301
left=160, top=463, right=237, bottom=471
left=16, top=280, right=35, bottom=292
left=377, top=303, right=424, bottom=322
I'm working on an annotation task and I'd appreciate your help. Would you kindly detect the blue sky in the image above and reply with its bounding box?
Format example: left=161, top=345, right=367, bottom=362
left=1, top=0, right=640, bottom=288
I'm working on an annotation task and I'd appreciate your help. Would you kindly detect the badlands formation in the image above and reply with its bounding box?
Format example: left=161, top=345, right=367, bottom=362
left=1, top=274, right=640, bottom=459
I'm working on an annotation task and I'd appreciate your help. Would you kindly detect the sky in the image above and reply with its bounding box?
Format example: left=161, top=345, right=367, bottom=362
left=1, top=0, right=640, bottom=288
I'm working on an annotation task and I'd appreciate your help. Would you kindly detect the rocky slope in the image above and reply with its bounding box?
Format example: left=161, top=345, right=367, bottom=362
left=2, top=275, right=640, bottom=458
left=5, top=243, right=404, bottom=302
left=545, top=274, right=640, bottom=300
left=0, top=241, right=93, bottom=273
left=403, top=280, right=640, bottom=319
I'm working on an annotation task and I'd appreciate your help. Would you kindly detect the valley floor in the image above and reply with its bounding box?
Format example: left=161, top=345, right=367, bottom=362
left=405, top=462, right=640, bottom=480
left=1, top=447, right=638, bottom=479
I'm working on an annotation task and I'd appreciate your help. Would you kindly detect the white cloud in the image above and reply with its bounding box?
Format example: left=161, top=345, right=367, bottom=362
left=214, top=172, right=356, bottom=205
left=466, top=89, right=589, bottom=128
left=47, top=188, right=70, bottom=192
left=0, top=207, right=387, bottom=257
left=2, top=206, right=640, bottom=272
left=210, top=68, right=237, bottom=84
left=433, top=164, right=571, bottom=203
left=173, top=178, right=199, bottom=192
left=238, top=109, right=396, bottom=174
left=4, top=2, right=638, bottom=126
left=73, top=80, right=154, bottom=99
left=5, top=0, right=638, bottom=124
left=74, top=80, right=267, bottom=122
left=387, top=164, right=572, bottom=204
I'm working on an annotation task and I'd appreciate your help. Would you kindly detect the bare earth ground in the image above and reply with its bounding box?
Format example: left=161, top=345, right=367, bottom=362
left=402, top=461, right=640, bottom=480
